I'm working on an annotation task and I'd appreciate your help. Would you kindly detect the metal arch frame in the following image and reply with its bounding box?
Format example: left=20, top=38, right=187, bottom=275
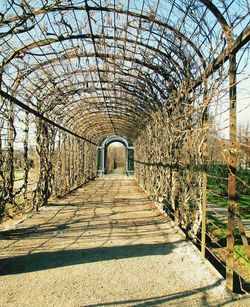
left=2, top=34, right=186, bottom=71
left=10, top=24, right=250, bottom=111
left=0, top=0, right=235, bottom=84
left=12, top=52, right=182, bottom=89
left=0, top=1, right=225, bottom=144
left=43, top=89, right=156, bottom=134
left=14, top=71, right=170, bottom=141
left=17, top=68, right=174, bottom=105
left=76, top=116, right=147, bottom=142
left=61, top=101, right=152, bottom=129
left=0, top=89, right=97, bottom=145
left=1, top=23, right=249, bottom=142
left=32, top=79, right=171, bottom=108
left=8, top=25, right=250, bottom=103
left=0, top=6, right=206, bottom=67
left=9, top=51, right=181, bottom=139
left=0, top=1, right=250, bottom=292
left=97, top=135, right=134, bottom=176
left=60, top=98, right=154, bottom=137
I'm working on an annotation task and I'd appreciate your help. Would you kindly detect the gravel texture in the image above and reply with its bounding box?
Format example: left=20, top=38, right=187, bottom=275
left=0, top=175, right=249, bottom=306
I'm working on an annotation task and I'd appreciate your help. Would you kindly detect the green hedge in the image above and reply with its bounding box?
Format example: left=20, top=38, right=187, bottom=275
left=207, top=164, right=250, bottom=196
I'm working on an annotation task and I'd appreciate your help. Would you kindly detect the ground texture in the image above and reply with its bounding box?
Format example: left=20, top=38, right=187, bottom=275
left=0, top=175, right=249, bottom=306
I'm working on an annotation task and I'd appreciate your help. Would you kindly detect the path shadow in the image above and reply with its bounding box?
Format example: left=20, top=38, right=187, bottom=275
left=0, top=241, right=179, bottom=276
left=86, top=280, right=244, bottom=307
left=0, top=213, right=170, bottom=240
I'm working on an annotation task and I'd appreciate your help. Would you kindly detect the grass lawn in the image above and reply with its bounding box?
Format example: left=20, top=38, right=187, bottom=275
left=208, top=194, right=250, bottom=219
left=207, top=185, right=250, bottom=285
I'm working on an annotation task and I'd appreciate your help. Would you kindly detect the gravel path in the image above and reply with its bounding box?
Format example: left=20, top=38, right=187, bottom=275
left=0, top=175, right=249, bottom=306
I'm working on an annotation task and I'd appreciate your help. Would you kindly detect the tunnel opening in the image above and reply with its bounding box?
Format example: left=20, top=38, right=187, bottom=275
left=97, top=135, right=134, bottom=176
left=106, top=142, right=126, bottom=174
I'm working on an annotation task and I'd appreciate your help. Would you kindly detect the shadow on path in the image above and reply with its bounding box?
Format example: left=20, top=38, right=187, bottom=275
left=0, top=241, right=179, bottom=275
left=86, top=280, right=249, bottom=306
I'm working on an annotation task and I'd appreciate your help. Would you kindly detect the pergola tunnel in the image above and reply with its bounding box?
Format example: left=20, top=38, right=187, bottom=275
left=0, top=0, right=250, bottom=293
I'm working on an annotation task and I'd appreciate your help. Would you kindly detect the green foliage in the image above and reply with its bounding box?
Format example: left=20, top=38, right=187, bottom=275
left=97, top=148, right=102, bottom=170
left=28, top=159, right=34, bottom=168
left=207, top=163, right=250, bottom=196
left=234, top=245, right=250, bottom=271
left=207, top=214, right=250, bottom=273
left=207, top=164, right=228, bottom=195
left=237, top=167, right=250, bottom=195
left=127, top=148, right=134, bottom=171
left=207, top=194, right=250, bottom=216
left=207, top=165, right=250, bottom=277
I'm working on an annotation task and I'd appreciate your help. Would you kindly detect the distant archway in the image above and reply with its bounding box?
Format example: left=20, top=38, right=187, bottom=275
left=97, top=136, right=134, bottom=176
left=106, top=142, right=126, bottom=174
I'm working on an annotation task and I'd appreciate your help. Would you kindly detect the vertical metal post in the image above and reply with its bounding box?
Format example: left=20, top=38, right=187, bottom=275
left=68, top=137, right=71, bottom=186
left=7, top=99, right=14, bottom=204
left=97, top=146, right=102, bottom=175
left=103, top=146, right=106, bottom=174
left=174, top=209, right=179, bottom=227
left=201, top=83, right=208, bottom=259
left=126, top=147, right=128, bottom=175
left=201, top=142, right=207, bottom=258
left=226, top=52, right=237, bottom=291
left=62, top=134, right=67, bottom=192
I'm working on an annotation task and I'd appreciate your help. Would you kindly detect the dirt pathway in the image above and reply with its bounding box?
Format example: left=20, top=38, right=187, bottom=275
left=0, top=175, right=249, bottom=306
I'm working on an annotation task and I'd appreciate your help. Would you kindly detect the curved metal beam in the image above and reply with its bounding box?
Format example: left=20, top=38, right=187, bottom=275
left=2, top=34, right=184, bottom=72
left=0, top=88, right=97, bottom=145
left=11, top=53, right=181, bottom=91
left=24, top=72, right=171, bottom=105
left=0, top=4, right=205, bottom=65
left=199, top=0, right=231, bottom=41
left=63, top=106, right=150, bottom=132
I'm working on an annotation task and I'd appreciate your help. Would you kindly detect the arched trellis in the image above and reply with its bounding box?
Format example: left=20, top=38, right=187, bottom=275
left=0, top=0, right=250, bottom=292
left=97, top=135, right=134, bottom=176
left=1, top=30, right=248, bottom=142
